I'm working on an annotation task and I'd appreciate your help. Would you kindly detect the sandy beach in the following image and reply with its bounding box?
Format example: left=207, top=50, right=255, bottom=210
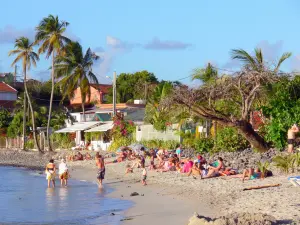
left=0, top=149, right=299, bottom=225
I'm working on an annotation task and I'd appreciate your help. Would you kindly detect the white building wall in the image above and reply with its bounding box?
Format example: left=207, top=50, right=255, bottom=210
left=0, top=92, right=17, bottom=101
left=136, top=124, right=180, bottom=142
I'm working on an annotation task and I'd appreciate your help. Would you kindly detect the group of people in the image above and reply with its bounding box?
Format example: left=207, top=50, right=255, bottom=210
left=67, top=151, right=92, bottom=161
left=123, top=144, right=271, bottom=184
left=45, top=152, right=106, bottom=188
left=45, top=159, right=69, bottom=188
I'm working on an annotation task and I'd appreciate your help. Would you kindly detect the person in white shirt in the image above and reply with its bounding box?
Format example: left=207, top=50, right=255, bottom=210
left=59, top=159, right=69, bottom=187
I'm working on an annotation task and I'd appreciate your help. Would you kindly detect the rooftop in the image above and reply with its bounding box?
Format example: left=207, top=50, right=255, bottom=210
left=0, top=82, right=17, bottom=93
left=90, top=84, right=112, bottom=93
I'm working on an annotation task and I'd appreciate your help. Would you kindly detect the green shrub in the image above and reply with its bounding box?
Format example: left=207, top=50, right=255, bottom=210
left=215, top=127, right=249, bottom=152
left=25, top=139, right=34, bottom=149
left=140, top=139, right=179, bottom=150
left=257, top=161, right=270, bottom=177
left=194, top=138, right=214, bottom=153
left=108, top=137, right=133, bottom=152
left=52, top=133, right=74, bottom=149
left=272, top=155, right=296, bottom=173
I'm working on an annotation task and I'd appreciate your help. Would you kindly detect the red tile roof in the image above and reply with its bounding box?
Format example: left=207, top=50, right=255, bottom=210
left=0, top=82, right=17, bottom=93
left=90, top=84, right=112, bottom=94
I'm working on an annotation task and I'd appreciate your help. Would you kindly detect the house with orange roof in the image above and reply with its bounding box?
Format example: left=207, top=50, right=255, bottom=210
left=0, top=82, right=18, bottom=110
left=70, top=83, right=112, bottom=107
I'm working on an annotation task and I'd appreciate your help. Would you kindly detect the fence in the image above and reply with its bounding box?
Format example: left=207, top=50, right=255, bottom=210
left=0, top=137, right=23, bottom=149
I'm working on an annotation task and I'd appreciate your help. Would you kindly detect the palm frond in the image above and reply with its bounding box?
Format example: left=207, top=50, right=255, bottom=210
left=275, top=52, right=292, bottom=73
left=231, top=49, right=258, bottom=70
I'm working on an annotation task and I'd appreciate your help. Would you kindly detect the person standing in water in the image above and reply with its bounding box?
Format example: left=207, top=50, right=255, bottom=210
left=59, top=159, right=69, bottom=187
left=95, top=153, right=105, bottom=188
left=287, top=124, right=299, bottom=153
left=45, top=159, right=56, bottom=188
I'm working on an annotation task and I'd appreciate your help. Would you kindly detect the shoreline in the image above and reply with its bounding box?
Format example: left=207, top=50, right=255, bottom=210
left=70, top=164, right=215, bottom=225
left=0, top=149, right=212, bottom=225
left=0, top=149, right=299, bottom=224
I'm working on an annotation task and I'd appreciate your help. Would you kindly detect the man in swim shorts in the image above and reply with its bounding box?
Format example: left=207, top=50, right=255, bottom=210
left=287, top=124, right=299, bottom=153
left=96, top=153, right=105, bottom=187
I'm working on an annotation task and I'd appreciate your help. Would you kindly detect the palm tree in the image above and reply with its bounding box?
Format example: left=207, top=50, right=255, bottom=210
left=231, top=48, right=292, bottom=73
left=35, top=15, right=70, bottom=151
left=192, top=63, right=219, bottom=139
left=191, top=63, right=218, bottom=84
left=8, top=37, right=42, bottom=152
left=55, top=42, right=99, bottom=122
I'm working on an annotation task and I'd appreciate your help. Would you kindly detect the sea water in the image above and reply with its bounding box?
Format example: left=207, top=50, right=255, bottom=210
left=0, top=166, right=132, bottom=225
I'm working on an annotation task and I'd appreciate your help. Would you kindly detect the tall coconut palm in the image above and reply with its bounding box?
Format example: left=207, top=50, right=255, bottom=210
left=191, top=63, right=218, bottom=84
left=55, top=42, right=99, bottom=122
left=231, top=48, right=292, bottom=73
left=8, top=37, right=41, bottom=152
left=35, top=15, right=70, bottom=151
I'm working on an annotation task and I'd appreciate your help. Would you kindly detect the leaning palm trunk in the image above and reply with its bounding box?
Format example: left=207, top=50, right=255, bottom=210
left=22, top=94, right=27, bottom=150
left=46, top=52, right=55, bottom=151
left=24, top=68, right=41, bottom=152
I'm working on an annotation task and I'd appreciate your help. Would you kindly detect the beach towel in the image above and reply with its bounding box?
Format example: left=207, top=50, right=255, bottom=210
left=288, top=176, right=300, bottom=187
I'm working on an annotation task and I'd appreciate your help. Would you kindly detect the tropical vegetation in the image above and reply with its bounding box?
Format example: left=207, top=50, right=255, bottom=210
left=1, top=14, right=300, bottom=160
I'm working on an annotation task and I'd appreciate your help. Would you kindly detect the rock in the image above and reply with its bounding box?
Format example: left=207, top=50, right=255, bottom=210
left=110, top=212, right=115, bottom=216
left=130, top=192, right=139, bottom=196
left=187, top=213, right=278, bottom=225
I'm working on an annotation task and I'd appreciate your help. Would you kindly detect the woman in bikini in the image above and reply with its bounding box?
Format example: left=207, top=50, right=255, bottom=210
left=45, top=159, right=56, bottom=188
left=205, top=157, right=225, bottom=178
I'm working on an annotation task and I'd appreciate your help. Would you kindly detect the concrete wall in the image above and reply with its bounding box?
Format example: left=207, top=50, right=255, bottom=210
left=136, top=124, right=180, bottom=142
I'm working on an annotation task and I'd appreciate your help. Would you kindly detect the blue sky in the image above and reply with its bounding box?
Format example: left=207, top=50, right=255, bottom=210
left=1, top=0, right=300, bottom=84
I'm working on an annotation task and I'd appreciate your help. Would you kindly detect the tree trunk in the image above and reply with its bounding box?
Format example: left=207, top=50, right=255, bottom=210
left=226, top=120, right=268, bottom=152
left=22, top=94, right=27, bottom=150
left=82, top=102, right=86, bottom=122
left=24, top=67, right=42, bottom=152
left=47, top=51, right=55, bottom=151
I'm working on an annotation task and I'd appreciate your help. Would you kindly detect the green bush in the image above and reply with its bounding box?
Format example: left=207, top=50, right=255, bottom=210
left=52, top=133, right=74, bottom=149
left=25, top=139, right=34, bottom=149
left=194, top=138, right=214, bottom=153
left=272, top=155, right=296, bottom=173
left=215, top=127, right=249, bottom=152
left=140, top=139, right=179, bottom=150
left=257, top=161, right=270, bottom=177
left=108, top=137, right=134, bottom=152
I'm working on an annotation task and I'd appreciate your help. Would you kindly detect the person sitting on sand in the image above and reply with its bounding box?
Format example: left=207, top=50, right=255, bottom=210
left=156, top=148, right=165, bottom=163
left=197, top=154, right=207, bottom=167
left=205, top=157, right=225, bottom=178
left=45, top=159, right=56, bottom=188
left=182, top=159, right=194, bottom=173
left=127, top=149, right=136, bottom=160
left=287, top=124, right=299, bottom=153
left=149, top=160, right=156, bottom=170
left=173, top=154, right=180, bottom=164
left=125, top=164, right=133, bottom=174
left=187, top=162, right=202, bottom=179
left=85, top=152, right=92, bottom=160
left=74, top=152, right=84, bottom=161
left=131, top=156, right=144, bottom=169
left=59, top=159, right=69, bottom=187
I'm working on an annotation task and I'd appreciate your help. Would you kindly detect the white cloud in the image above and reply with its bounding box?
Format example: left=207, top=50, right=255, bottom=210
left=0, top=25, right=34, bottom=44
left=93, top=36, right=134, bottom=80
left=144, top=37, right=191, bottom=50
